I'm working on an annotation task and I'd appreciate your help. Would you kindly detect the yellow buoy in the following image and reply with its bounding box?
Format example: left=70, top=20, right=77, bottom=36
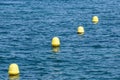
left=8, top=63, right=20, bottom=76
left=51, top=37, right=60, bottom=47
left=92, top=16, right=99, bottom=24
left=77, top=26, right=84, bottom=34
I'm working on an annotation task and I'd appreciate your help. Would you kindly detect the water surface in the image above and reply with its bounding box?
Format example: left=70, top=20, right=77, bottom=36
left=0, top=0, right=120, bottom=80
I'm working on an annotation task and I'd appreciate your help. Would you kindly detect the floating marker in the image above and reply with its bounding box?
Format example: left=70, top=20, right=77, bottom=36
left=77, top=26, right=84, bottom=34
left=92, top=16, right=99, bottom=24
left=51, top=37, right=60, bottom=47
left=8, top=63, right=20, bottom=76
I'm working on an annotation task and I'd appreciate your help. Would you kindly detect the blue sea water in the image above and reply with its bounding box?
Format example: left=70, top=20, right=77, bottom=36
left=0, top=0, right=120, bottom=80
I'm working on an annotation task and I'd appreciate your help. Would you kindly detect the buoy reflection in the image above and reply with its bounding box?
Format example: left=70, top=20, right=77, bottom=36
left=9, top=75, right=19, bottom=80
left=52, top=47, right=60, bottom=53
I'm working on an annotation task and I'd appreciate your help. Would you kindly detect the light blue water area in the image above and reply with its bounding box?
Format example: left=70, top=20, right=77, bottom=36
left=0, top=0, right=120, bottom=80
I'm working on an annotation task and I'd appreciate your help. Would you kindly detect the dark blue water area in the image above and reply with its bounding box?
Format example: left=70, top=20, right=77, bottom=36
left=0, top=0, right=120, bottom=80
